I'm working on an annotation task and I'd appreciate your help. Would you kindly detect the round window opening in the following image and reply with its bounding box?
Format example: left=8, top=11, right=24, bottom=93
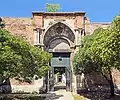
left=56, top=27, right=63, bottom=34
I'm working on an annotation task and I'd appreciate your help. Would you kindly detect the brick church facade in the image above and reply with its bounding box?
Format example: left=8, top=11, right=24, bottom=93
left=2, top=12, right=120, bottom=93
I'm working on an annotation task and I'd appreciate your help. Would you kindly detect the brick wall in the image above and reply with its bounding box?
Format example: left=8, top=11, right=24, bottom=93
left=3, top=17, right=35, bottom=45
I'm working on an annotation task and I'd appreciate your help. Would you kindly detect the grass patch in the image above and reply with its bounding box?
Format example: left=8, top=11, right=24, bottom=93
left=72, top=93, right=88, bottom=100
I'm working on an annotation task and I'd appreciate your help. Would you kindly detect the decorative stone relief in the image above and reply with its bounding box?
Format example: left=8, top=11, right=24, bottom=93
left=44, top=22, right=75, bottom=50
left=48, top=21, right=54, bottom=26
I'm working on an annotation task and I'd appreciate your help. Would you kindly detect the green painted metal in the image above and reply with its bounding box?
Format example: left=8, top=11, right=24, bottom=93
left=48, top=52, right=72, bottom=92
left=51, top=53, right=70, bottom=67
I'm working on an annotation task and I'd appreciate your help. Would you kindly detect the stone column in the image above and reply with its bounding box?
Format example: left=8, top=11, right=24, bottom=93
left=70, top=50, right=75, bottom=92
left=74, top=29, right=78, bottom=46
left=77, top=28, right=82, bottom=46
left=73, top=28, right=85, bottom=93
left=81, top=29, right=85, bottom=45
left=74, top=28, right=82, bottom=51
left=40, top=28, right=45, bottom=50
left=70, top=47, right=77, bottom=93
left=33, top=28, right=40, bottom=45
left=80, top=73, right=85, bottom=89
left=34, top=28, right=44, bottom=50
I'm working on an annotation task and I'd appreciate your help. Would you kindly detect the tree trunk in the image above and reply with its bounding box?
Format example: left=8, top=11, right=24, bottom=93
left=109, top=79, right=114, bottom=97
left=101, top=72, right=115, bottom=97
left=109, top=73, right=115, bottom=97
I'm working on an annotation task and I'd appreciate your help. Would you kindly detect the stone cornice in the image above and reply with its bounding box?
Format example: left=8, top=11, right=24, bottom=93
left=32, top=11, right=86, bottom=16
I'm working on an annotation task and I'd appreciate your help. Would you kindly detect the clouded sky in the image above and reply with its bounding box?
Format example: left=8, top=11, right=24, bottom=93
left=0, top=0, right=120, bottom=22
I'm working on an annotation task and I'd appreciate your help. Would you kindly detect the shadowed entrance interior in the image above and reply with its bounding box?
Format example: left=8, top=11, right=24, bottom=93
left=54, top=67, right=66, bottom=91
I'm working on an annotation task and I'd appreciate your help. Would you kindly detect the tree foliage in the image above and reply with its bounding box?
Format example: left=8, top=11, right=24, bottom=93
left=46, top=3, right=61, bottom=12
left=73, top=27, right=104, bottom=74
left=73, top=16, right=120, bottom=96
left=0, top=29, right=52, bottom=84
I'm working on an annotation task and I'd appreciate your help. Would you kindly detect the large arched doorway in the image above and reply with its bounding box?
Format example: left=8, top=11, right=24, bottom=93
left=43, top=22, right=75, bottom=92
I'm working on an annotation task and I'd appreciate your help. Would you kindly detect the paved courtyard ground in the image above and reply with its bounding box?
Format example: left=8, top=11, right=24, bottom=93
left=46, top=90, right=74, bottom=100
left=45, top=82, right=74, bottom=100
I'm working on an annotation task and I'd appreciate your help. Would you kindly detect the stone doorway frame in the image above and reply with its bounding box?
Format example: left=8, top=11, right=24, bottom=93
left=42, top=22, right=76, bottom=92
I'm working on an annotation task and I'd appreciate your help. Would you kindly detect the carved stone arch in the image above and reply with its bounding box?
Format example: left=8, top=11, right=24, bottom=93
left=43, top=21, right=76, bottom=37
left=43, top=22, right=75, bottom=50
left=46, top=37, right=70, bottom=51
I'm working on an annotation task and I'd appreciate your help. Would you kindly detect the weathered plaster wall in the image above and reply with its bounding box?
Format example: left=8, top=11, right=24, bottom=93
left=3, top=17, right=35, bottom=45
left=85, top=17, right=111, bottom=35
left=33, top=13, right=85, bottom=30
left=44, top=15, right=76, bottom=29
left=112, top=69, right=120, bottom=88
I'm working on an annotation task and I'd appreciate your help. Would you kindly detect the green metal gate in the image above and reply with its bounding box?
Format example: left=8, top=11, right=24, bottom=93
left=48, top=52, right=72, bottom=91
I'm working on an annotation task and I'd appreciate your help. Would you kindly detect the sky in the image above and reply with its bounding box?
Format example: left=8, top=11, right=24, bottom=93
left=0, top=0, right=120, bottom=22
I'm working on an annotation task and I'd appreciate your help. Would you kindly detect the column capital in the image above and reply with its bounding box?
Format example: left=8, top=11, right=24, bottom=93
left=34, top=28, right=45, bottom=32
left=74, top=28, right=83, bottom=32
left=74, top=28, right=85, bottom=36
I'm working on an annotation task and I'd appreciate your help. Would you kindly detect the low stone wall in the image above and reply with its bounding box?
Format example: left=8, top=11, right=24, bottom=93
left=0, top=78, right=43, bottom=93
left=11, top=78, right=43, bottom=93
left=11, top=85, right=41, bottom=93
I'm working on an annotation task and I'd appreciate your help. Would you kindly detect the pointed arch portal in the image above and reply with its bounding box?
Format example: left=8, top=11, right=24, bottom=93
left=43, top=22, right=75, bottom=92
left=44, top=22, right=75, bottom=52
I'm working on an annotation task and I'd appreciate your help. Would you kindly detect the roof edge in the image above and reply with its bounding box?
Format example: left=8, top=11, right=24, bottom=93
left=32, top=11, right=86, bottom=15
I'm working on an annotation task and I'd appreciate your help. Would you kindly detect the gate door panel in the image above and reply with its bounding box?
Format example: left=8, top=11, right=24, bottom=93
left=49, top=52, right=71, bottom=91
left=51, top=53, right=70, bottom=67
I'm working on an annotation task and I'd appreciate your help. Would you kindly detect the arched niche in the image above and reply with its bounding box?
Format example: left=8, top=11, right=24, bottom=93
left=43, top=22, right=75, bottom=51
left=46, top=38, right=70, bottom=52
